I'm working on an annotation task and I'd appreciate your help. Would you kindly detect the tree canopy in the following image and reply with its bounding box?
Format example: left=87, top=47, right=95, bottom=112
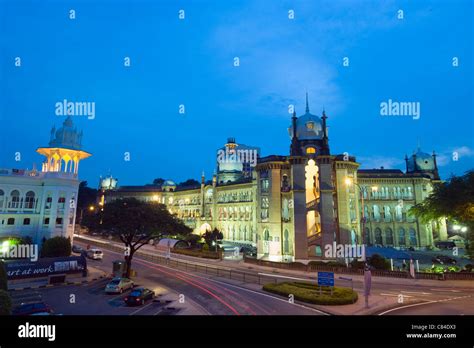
left=85, top=198, right=192, bottom=276
left=410, top=171, right=474, bottom=258
left=410, top=171, right=474, bottom=225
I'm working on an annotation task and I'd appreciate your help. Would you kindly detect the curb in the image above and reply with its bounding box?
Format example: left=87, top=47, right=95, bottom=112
left=8, top=274, right=109, bottom=292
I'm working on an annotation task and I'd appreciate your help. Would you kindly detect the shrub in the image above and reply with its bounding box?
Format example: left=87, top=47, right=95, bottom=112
left=263, top=282, right=358, bottom=306
left=41, top=236, right=72, bottom=258
left=172, top=248, right=220, bottom=259
left=0, top=261, right=7, bottom=291
left=465, top=264, right=473, bottom=272
left=368, top=254, right=391, bottom=270
left=0, top=290, right=12, bottom=315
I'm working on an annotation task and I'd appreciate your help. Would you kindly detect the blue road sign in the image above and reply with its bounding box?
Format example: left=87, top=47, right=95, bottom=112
left=317, top=271, right=335, bottom=287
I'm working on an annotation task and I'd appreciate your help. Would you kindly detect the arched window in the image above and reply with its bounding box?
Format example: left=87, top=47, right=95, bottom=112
left=306, top=147, right=316, bottom=154
left=407, top=187, right=413, bottom=199
left=409, top=228, right=417, bottom=246
left=10, top=190, right=20, bottom=209
left=364, top=227, right=371, bottom=245
left=398, top=228, right=406, bottom=246
left=283, top=229, right=290, bottom=254
left=374, top=228, right=383, bottom=245
left=395, top=204, right=403, bottom=222
left=263, top=229, right=270, bottom=255
left=25, top=191, right=35, bottom=209
left=385, top=228, right=394, bottom=245
left=384, top=205, right=391, bottom=222
left=373, top=205, right=380, bottom=222
left=0, top=189, right=4, bottom=210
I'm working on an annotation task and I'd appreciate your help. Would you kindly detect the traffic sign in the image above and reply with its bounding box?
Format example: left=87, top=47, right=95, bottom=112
left=317, top=271, right=334, bottom=287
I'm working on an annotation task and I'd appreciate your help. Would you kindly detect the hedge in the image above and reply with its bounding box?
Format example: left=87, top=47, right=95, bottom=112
left=0, top=261, right=7, bottom=291
left=263, top=282, right=358, bottom=305
left=0, top=290, right=12, bottom=315
left=172, top=248, right=220, bottom=259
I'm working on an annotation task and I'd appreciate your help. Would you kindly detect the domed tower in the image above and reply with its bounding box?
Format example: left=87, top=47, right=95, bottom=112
left=405, top=148, right=440, bottom=179
left=36, top=116, right=91, bottom=176
left=288, top=93, right=330, bottom=156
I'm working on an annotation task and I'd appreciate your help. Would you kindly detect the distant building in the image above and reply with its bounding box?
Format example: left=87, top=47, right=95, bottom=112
left=0, top=116, right=91, bottom=245
left=104, top=94, right=447, bottom=262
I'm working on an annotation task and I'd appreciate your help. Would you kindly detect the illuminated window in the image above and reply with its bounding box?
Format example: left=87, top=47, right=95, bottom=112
left=306, top=121, right=315, bottom=130
left=306, top=147, right=316, bottom=154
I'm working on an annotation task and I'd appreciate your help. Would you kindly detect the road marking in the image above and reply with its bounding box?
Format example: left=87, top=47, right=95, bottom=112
left=401, top=291, right=431, bottom=295
left=378, top=301, right=437, bottom=315
left=380, top=293, right=413, bottom=298
left=379, top=295, right=472, bottom=315
left=129, top=301, right=154, bottom=315
left=257, top=272, right=314, bottom=282
left=429, top=289, right=461, bottom=293
left=99, top=246, right=329, bottom=315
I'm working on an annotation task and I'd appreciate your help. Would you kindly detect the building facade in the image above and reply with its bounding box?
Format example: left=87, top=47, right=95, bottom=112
left=103, top=96, right=447, bottom=262
left=0, top=116, right=91, bottom=245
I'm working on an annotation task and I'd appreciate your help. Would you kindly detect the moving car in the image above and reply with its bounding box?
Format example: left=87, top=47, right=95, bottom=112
left=72, top=245, right=83, bottom=254
left=105, top=277, right=134, bottom=294
left=435, top=241, right=456, bottom=250
left=124, top=288, right=155, bottom=306
left=12, top=302, right=54, bottom=316
left=432, top=255, right=457, bottom=265
left=86, top=248, right=103, bottom=260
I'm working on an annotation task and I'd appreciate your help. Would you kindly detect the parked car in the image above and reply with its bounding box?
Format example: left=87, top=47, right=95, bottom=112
left=86, top=248, right=103, bottom=260
left=432, top=255, right=457, bottom=265
left=124, top=288, right=155, bottom=306
left=435, top=241, right=456, bottom=250
left=72, top=245, right=83, bottom=254
left=12, top=302, right=54, bottom=316
left=105, top=277, right=134, bottom=294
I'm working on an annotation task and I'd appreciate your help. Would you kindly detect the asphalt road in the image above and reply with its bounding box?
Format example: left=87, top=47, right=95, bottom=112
left=24, top=241, right=323, bottom=316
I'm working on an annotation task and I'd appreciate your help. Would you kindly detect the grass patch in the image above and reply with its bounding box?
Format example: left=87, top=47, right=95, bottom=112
left=262, top=282, right=358, bottom=305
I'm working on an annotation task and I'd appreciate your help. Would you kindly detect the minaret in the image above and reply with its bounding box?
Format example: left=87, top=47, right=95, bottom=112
left=290, top=110, right=300, bottom=156
left=305, top=92, right=310, bottom=113
left=432, top=151, right=440, bottom=179
left=404, top=154, right=409, bottom=172
left=321, top=108, right=330, bottom=155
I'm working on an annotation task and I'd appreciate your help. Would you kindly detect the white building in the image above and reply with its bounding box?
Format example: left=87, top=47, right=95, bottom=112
left=0, top=116, right=91, bottom=245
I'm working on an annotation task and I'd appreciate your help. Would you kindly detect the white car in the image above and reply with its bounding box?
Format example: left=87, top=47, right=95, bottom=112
left=86, top=248, right=103, bottom=260
left=105, top=277, right=134, bottom=294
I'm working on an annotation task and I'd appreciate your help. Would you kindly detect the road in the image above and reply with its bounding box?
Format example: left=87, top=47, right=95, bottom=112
left=25, top=241, right=325, bottom=315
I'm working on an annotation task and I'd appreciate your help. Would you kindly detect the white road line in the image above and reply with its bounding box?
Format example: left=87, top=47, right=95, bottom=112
left=380, top=293, right=413, bottom=298
left=401, top=291, right=431, bottom=295
left=129, top=301, right=154, bottom=315
left=429, top=289, right=461, bottom=293
left=378, top=301, right=437, bottom=315
left=379, top=295, right=472, bottom=315
left=257, top=272, right=314, bottom=282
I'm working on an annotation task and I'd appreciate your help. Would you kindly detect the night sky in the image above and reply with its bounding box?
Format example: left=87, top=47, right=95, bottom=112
left=1, top=0, right=473, bottom=187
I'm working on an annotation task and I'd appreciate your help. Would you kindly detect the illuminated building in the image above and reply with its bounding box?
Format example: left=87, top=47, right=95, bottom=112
left=0, top=116, right=91, bottom=244
left=104, top=95, right=447, bottom=262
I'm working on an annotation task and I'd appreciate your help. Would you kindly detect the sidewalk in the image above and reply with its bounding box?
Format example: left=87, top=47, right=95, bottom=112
left=8, top=265, right=109, bottom=291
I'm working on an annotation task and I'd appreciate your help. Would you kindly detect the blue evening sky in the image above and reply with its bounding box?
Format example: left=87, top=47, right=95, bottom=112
left=1, top=0, right=473, bottom=186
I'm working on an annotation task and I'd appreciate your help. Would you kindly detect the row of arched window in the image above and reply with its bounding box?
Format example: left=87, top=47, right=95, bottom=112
left=0, top=189, right=37, bottom=210
left=361, top=186, right=414, bottom=200
left=364, top=227, right=417, bottom=247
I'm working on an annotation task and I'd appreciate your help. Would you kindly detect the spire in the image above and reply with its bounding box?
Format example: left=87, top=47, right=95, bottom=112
left=305, top=92, right=310, bottom=113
